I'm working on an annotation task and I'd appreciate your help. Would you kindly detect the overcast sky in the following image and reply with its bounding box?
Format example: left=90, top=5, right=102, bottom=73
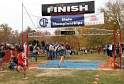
left=0, top=0, right=108, bottom=33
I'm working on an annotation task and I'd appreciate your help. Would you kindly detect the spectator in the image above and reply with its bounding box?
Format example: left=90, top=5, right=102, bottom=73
left=103, top=47, right=106, bottom=54
left=45, top=42, right=49, bottom=59
left=8, top=55, right=18, bottom=70
left=0, top=46, right=5, bottom=71
left=41, top=40, right=45, bottom=54
left=109, top=43, right=113, bottom=57
left=90, top=48, right=93, bottom=54
left=47, top=44, right=54, bottom=60
left=53, top=43, right=59, bottom=59
left=107, top=44, right=110, bottom=57
left=122, top=43, right=124, bottom=53
left=98, top=47, right=100, bottom=54
left=33, top=46, right=39, bottom=62
left=34, top=39, right=39, bottom=47
left=65, top=43, right=71, bottom=58
left=29, top=44, right=34, bottom=62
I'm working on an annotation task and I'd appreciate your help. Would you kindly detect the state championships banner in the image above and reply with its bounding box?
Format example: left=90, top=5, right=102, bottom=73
left=37, top=13, right=104, bottom=28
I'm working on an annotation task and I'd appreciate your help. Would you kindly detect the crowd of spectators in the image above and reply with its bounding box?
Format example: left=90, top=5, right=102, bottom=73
left=0, top=42, right=21, bottom=50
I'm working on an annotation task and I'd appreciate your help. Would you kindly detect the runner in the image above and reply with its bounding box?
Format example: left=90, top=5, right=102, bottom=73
left=58, top=43, right=65, bottom=67
left=16, top=47, right=27, bottom=79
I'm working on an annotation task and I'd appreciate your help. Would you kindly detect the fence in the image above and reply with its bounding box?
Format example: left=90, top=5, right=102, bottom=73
left=2, top=49, right=42, bottom=64
left=2, top=50, right=16, bottom=64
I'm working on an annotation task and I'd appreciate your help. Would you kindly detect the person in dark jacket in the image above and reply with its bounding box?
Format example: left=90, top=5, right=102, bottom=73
left=0, top=46, right=5, bottom=71
left=8, top=55, right=18, bottom=70
left=29, top=44, right=34, bottom=62
left=45, top=42, right=49, bottom=59
left=41, top=40, right=45, bottom=54
left=65, top=43, right=71, bottom=57
left=34, top=39, right=39, bottom=47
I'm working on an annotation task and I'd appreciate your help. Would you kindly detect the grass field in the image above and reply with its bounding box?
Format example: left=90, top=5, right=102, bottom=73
left=0, top=52, right=124, bottom=84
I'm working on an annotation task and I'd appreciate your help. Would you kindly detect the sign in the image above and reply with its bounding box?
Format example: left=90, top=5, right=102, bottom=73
left=84, top=13, right=104, bottom=25
left=42, top=1, right=95, bottom=16
left=61, top=31, right=75, bottom=35
left=37, top=13, right=104, bottom=28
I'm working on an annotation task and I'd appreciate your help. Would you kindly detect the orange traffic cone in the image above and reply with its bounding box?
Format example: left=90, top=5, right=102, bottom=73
left=109, top=57, right=113, bottom=63
left=31, top=63, right=35, bottom=67
left=95, top=74, right=99, bottom=77
left=0, top=74, right=3, bottom=77
left=108, top=63, right=112, bottom=68
left=95, top=77, right=99, bottom=81
left=103, top=64, right=106, bottom=68
left=93, top=81, right=98, bottom=84
left=29, top=63, right=35, bottom=70
left=98, top=63, right=101, bottom=68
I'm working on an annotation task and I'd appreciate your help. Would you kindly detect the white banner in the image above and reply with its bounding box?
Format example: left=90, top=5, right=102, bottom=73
left=84, top=13, right=104, bottom=25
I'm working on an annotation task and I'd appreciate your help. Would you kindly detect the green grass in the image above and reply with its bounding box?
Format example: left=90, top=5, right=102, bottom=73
left=0, top=52, right=124, bottom=84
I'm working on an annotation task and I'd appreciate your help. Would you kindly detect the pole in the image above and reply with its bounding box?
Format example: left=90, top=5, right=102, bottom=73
left=113, top=31, right=116, bottom=70
left=26, top=34, right=28, bottom=67
left=21, top=3, right=24, bottom=47
left=22, top=34, right=24, bottom=48
left=119, top=30, right=122, bottom=69
left=22, top=2, right=23, bottom=33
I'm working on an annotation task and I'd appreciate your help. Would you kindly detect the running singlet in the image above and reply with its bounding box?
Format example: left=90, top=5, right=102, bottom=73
left=18, top=52, right=26, bottom=67
left=60, top=46, right=65, bottom=56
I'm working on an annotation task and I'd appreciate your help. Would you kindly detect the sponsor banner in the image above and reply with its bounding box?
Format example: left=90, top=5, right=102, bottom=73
left=37, top=13, right=104, bottom=28
left=38, top=16, right=51, bottom=28
left=84, top=13, right=104, bottom=25
left=42, top=1, right=95, bottom=16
